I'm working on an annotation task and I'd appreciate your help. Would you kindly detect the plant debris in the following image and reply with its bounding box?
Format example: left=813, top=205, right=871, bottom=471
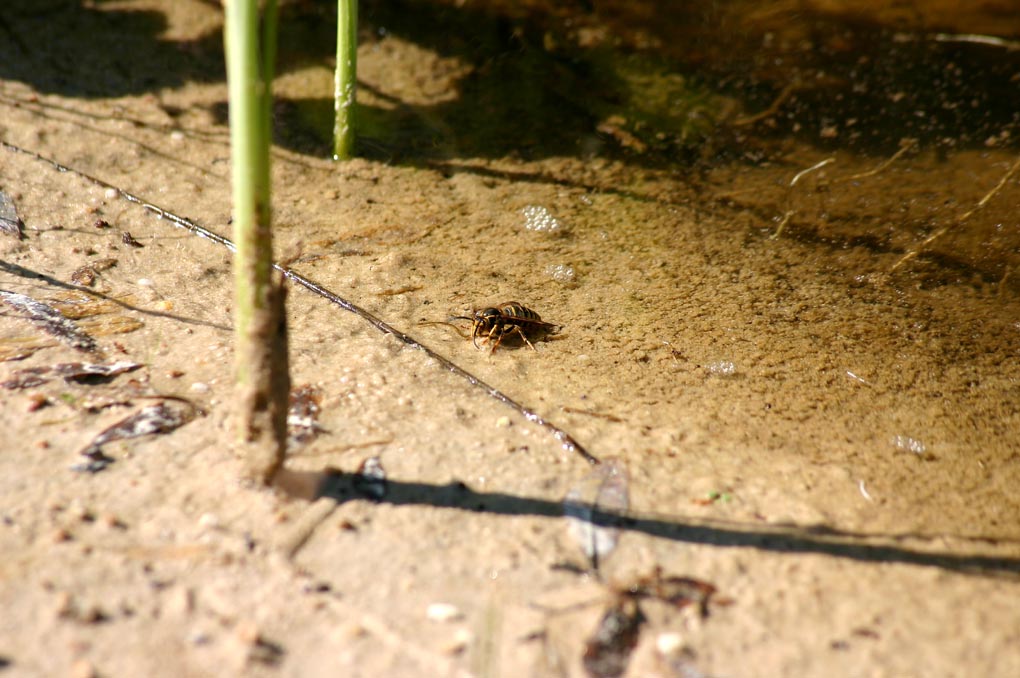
left=0, top=190, right=24, bottom=239
left=73, top=400, right=198, bottom=473
left=121, top=231, right=143, bottom=247
left=0, top=290, right=98, bottom=353
left=287, top=384, right=324, bottom=446
left=2, top=361, right=141, bottom=389
left=583, top=569, right=723, bottom=678
left=70, top=258, right=118, bottom=287
left=582, top=595, right=645, bottom=678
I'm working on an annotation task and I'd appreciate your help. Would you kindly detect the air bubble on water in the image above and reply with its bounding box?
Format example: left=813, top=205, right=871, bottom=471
left=521, top=205, right=562, bottom=232
left=544, top=263, right=575, bottom=283
left=706, top=361, right=736, bottom=376
left=892, top=435, right=926, bottom=455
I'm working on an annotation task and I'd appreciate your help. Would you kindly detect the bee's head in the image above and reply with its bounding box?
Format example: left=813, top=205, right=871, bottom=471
left=478, top=307, right=502, bottom=321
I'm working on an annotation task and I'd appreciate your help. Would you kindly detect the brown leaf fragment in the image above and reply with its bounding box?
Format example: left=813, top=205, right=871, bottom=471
left=70, top=258, right=118, bottom=287
left=627, top=569, right=719, bottom=619
left=0, top=190, right=25, bottom=239
left=582, top=596, right=645, bottom=678
left=121, top=232, right=143, bottom=247
left=69, top=266, right=97, bottom=287
left=53, top=360, right=142, bottom=383
left=2, top=367, right=50, bottom=389
left=73, top=401, right=196, bottom=473
left=0, top=290, right=97, bottom=353
left=287, top=384, right=324, bottom=446
left=2, top=361, right=141, bottom=388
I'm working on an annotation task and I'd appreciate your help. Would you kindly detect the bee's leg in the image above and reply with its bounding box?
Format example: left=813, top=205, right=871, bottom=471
left=487, top=324, right=504, bottom=353
left=513, top=325, right=537, bottom=351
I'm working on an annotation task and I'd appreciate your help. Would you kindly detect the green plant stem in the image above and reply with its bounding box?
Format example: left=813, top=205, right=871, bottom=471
left=225, top=0, right=290, bottom=484
left=333, top=0, right=358, bottom=159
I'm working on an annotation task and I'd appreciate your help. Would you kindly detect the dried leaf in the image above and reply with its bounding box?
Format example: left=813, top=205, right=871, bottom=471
left=53, top=360, right=142, bottom=382
left=628, top=570, right=718, bottom=619
left=121, top=232, right=143, bottom=248
left=1, top=367, right=49, bottom=389
left=74, top=401, right=196, bottom=473
left=0, top=190, right=24, bottom=239
left=287, top=384, right=324, bottom=446
left=582, top=596, right=645, bottom=678
left=0, top=290, right=97, bottom=353
left=2, top=361, right=141, bottom=388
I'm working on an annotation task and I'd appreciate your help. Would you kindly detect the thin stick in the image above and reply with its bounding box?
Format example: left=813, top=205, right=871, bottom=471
left=892, top=153, right=1020, bottom=271
left=732, top=81, right=799, bottom=127
left=769, top=157, right=835, bottom=240
left=0, top=142, right=600, bottom=466
left=839, top=138, right=916, bottom=183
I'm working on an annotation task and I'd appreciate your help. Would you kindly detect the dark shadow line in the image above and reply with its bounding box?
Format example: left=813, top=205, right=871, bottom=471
left=296, top=470, right=1020, bottom=579
left=0, top=259, right=231, bottom=331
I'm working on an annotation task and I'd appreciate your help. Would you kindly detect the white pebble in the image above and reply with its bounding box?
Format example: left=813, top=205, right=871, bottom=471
left=656, top=632, right=684, bottom=655
left=189, top=382, right=210, bottom=393
left=495, top=416, right=511, bottom=428
left=426, top=603, right=463, bottom=622
left=169, top=130, right=185, bottom=143
left=104, top=188, right=118, bottom=200
left=137, top=278, right=154, bottom=287
left=197, top=513, right=219, bottom=529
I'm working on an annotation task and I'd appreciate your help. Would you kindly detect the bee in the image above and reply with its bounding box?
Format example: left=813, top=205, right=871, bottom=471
left=455, top=301, right=558, bottom=353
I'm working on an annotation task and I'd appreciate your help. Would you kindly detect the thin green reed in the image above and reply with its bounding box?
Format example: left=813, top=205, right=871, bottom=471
left=224, top=0, right=290, bottom=483
left=334, top=0, right=358, bottom=159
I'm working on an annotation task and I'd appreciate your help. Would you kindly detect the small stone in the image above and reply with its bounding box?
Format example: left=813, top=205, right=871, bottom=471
left=494, top=416, right=511, bottom=428
left=53, top=591, right=74, bottom=619
left=165, top=587, right=195, bottom=617
left=426, top=602, right=463, bottom=622
left=656, top=632, right=684, bottom=655
left=441, top=627, right=473, bottom=655
left=189, top=382, right=210, bottom=393
left=70, top=658, right=98, bottom=678
left=197, top=513, right=219, bottom=529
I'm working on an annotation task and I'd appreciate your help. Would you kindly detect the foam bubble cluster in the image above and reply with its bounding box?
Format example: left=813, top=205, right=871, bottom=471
left=521, top=205, right=562, bottom=232
left=544, top=263, right=576, bottom=283
left=706, top=361, right=736, bottom=376
left=892, top=435, right=926, bottom=455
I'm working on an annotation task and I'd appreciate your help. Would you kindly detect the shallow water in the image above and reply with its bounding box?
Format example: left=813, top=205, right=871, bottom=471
left=1, top=1, right=1019, bottom=676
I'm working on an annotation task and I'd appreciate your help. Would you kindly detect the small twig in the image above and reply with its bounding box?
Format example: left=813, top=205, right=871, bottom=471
left=932, top=32, right=1020, bottom=51
left=790, top=157, right=836, bottom=187
left=770, top=157, right=835, bottom=240
left=732, top=82, right=799, bottom=127
left=839, top=138, right=916, bottom=183
left=892, top=153, right=1020, bottom=271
